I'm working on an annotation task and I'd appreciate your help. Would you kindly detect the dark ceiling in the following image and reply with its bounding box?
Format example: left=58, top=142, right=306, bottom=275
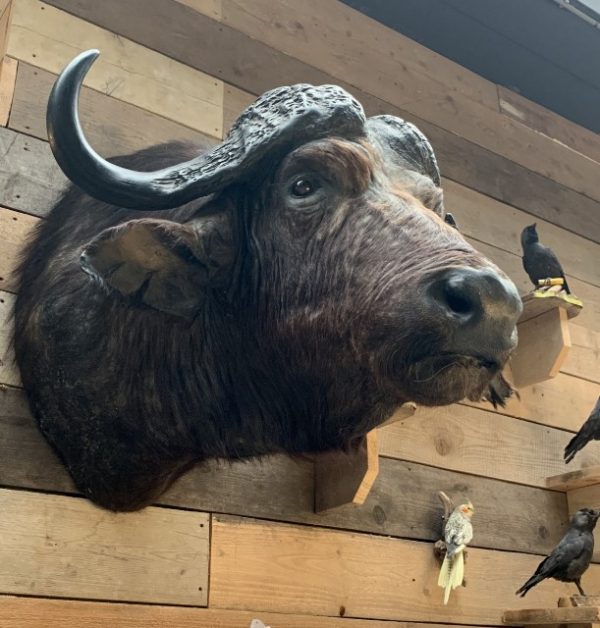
left=342, top=0, right=600, bottom=133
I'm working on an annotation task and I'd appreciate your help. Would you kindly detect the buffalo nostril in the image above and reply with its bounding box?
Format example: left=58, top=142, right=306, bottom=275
left=442, top=282, right=476, bottom=317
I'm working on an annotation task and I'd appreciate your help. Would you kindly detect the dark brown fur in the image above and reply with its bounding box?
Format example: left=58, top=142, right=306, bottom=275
left=14, top=138, right=517, bottom=511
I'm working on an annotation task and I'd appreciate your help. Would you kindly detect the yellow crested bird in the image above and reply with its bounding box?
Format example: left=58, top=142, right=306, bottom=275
left=438, top=501, right=474, bottom=604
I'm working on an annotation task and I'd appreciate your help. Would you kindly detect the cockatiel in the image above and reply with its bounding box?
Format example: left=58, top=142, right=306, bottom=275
left=438, top=501, right=474, bottom=604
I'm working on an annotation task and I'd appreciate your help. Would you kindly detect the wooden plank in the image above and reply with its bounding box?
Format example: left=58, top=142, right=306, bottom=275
left=467, top=239, right=600, bottom=334
left=0, top=206, right=38, bottom=292
left=175, top=0, right=221, bottom=21
left=0, top=126, right=67, bottom=216
left=511, top=307, right=571, bottom=388
left=560, top=595, right=600, bottom=608
left=315, top=430, right=379, bottom=512
left=567, top=485, right=600, bottom=517
left=547, top=466, right=600, bottom=492
left=564, top=325, right=600, bottom=384
left=0, top=56, right=16, bottom=125
left=443, top=178, right=600, bottom=291
left=0, top=290, right=20, bottom=386
left=210, top=515, right=600, bottom=624
left=499, top=85, right=600, bottom=165
left=471, top=373, right=600, bottom=432
left=219, top=0, right=499, bottom=109
left=519, top=293, right=583, bottom=325
left=41, top=0, right=600, bottom=244
left=0, top=596, right=488, bottom=628
left=379, top=403, right=600, bottom=489
left=503, top=607, right=600, bottom=625
left=223, top=83, right=255, bottom=135
left=0, top=387, right=570, bottom=557
left=411, top=91, right=600, bottom=206
left=9, top=0, right=224, bottom=136
left=9, top=62, right=217, bottom=154
left=44, top=0, right=498, bottom=111
left=0, top=488, right=209, bottom=604
left=0, top=1, right=11, bottom=62
left=107, top=0, right=600, bottom=205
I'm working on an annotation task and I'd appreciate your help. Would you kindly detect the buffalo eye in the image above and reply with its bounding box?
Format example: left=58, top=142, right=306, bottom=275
left=291, top=178, right=316, bottom=197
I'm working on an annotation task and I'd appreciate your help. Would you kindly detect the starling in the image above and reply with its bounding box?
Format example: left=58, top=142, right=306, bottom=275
left=438, top=502, right=474, bottom=604
left=521, top=224, right=570, bottom=293
left=516, top=508, right=599, bottom=597
left=565, top=397, right=600, bottom=463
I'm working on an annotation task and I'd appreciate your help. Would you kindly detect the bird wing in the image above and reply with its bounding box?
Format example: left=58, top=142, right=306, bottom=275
left=565, top=397, right=600, bottom=463
left=537, top=244, right=567, bottom=279
left=533, top=533, right=587, bottom=578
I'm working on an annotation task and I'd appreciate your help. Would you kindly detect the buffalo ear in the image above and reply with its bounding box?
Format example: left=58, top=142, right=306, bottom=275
left=80, top=214, right=234, bottom=318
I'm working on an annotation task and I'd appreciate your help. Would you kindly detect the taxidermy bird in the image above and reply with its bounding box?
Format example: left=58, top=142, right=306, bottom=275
left=516, top=508, right=599, bottom=597
left=564, top=397, right=600, bottom=463
left=521, top=224, right=570, bottom=293
left=438, top=501, right=474, bottom=604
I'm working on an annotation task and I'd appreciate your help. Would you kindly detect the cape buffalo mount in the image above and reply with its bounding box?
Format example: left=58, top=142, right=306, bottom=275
left=14, top=50, right=522, bottom=511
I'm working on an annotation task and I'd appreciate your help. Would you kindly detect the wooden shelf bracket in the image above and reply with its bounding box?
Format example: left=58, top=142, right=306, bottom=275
left=547, top=466, right=600, bottom=516
left=314, top=402, right=417, bottom=513
left=510, top=290, right=583, bottom=389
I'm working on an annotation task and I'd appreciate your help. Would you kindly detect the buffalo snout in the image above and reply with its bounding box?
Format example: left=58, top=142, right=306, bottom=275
left=427, top=266, right=522, bottom=362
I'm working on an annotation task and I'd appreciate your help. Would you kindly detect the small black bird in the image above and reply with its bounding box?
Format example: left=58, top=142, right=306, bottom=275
left=516, top=508, right=599, bottom=597
left=444, top=212, right=459, bottom=230
left=565, top=397, right=600, bottom=463
left=521, top=223, right=570, bottom=293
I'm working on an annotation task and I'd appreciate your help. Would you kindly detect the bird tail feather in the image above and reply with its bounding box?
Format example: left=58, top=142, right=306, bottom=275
left=515, top=574, right=542, bottom=597
left=439, top=552, right=464, bottom=605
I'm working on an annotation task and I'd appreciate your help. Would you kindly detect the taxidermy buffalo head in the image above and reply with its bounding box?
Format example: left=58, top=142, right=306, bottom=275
left=14, top=50, right=522, bottom=511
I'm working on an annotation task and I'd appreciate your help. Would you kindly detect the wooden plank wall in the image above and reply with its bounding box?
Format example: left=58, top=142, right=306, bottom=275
left=1, top=0, right=600, bottom=625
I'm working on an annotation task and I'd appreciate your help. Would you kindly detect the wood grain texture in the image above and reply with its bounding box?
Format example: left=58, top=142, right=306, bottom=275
left=0, top=0, right=11, bottom=61
left=315, top=430, right=379, bottom=512
left=10, top=0, right=224, bottom=135
left=0, top=290, right=19, bottom=386
left=511, top=307, right=571, bottom=388
left=567, top=484, right=600, bottom=516
left=547, top=466, right=600, bottom=492
left=0, top=126, right=67, bottom=215
left=149, top=0, right=600, bottom=205
left=0, top=488, right=209, bottom=604
left=0, top=55, right=16, bottom=125
left=565, top=325, right=600, bottom=383
left=379, top=403, right=600, bottom=489
left=470, top=373, right=600, bottom=432
left=411, top=92, right=600, bottom=206
left=443, top=178, right=600, bottom=291
left=210, top=515, right=600, bottom=624
left=499, top=85, right=600, bottom=165
left=40, top=0, right=600, bottom=244
left=0, top=596, right=490, bottom=628
left=467, top=239, right=600, bottom=334
left=10, top=63, right=217, bottom=154
left=220, top=0, right=498, bottom=109
left=503, top=607, right=600, bottom=625
left=0, top=205, right=37, bottom=292
left=0, top=386, right=569, bottom=557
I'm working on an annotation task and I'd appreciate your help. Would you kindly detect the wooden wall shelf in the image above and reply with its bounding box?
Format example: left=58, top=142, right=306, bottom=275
left=504, top=596, right=600, bottom=627
left=510, top=290, right=583, bottom=388
left=503, top=605, right=600, bottom=626
left=314, top=402, right=417, bottom=513
left=547, top=466, right=600, bottom=516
